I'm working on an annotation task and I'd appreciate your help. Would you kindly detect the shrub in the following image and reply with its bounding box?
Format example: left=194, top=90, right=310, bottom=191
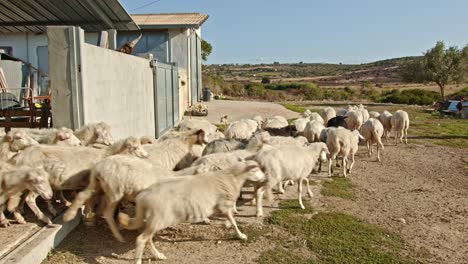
left=380, top=89, right=439, bottom=105
left=246, top=83, right=266, bottom=97
left=302, top=83, right=323, bottom=100
left=261, top=77, right=271, bottom=84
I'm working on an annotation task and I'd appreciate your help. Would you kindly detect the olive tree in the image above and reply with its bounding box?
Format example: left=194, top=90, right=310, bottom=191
left=401, top=41, right=468, bottom=100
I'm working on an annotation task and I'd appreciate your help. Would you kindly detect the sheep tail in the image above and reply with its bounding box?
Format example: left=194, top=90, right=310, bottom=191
left=118, top=200, right=145, bottom=230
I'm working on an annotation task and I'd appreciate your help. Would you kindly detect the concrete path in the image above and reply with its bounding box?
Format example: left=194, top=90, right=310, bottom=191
left=191, top=100, right=299, bottom=124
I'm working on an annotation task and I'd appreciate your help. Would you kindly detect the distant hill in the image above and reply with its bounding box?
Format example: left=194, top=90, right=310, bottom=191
left=203, top=56, right=421, bottom=87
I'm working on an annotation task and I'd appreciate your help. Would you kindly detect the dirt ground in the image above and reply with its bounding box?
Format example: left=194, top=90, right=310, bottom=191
left=41, top=101, right=467, bottom=264
left=191, top=99, right=299, bottom=124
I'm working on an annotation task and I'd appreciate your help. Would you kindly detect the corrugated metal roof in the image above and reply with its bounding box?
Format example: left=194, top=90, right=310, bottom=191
left=131, top=13, right=209, bottom=29
left=0, top=0, right=139, bottom=33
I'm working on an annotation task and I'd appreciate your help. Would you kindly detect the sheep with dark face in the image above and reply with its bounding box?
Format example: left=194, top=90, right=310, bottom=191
left=326, top=116, right=348, bottom=129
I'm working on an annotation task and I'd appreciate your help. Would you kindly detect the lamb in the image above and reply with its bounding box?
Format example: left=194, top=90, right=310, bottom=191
left=309, top=112, right=325, bottom=125
left=1, top=163, right=53, bottom=227
left=378, top=110, right=393, bottom=142
left=326, top=127, right=363, bottom=177
left=321, top=107, right=336, bottom=124
left=368, top=111, right=380, bottom=119
left=12, top=137, right=148, bottom=223
left=254, top=143, right=329, bottom=217
left=301, top=109, right=312, bottom=118
left=117, top=161, right=265, bottom=262
left=0, top=130, right=39, bottom=161
left=344, top=110, right=363, bottom=131
left=74, top=122, right=114, bottom=146
left=63, top=155, right=172, bottom=241
left=326, top=116, right=348, bottom=129
left=391, top=110, right=410, bottom=145
left=304, top=120, right=325, bottom=143
left=144, top=129, right=208, bottom=170
left=202, top=139, right=246, bottom=156
left=262, top=116, right=288, bottom=129
left=224, top=119, right=258, bottom=141
left=361, top=118, right=385, bottom=161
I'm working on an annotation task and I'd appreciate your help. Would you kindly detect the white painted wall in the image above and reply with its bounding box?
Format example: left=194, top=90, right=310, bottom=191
left=80, top=43, right=155, bottom=139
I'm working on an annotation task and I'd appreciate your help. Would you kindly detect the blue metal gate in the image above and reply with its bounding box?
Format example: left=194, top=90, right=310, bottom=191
left=152, top=61, right=179, bottom=137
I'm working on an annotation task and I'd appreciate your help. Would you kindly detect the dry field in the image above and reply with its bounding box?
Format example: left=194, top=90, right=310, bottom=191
left=40, top=101, right=468, bottom=264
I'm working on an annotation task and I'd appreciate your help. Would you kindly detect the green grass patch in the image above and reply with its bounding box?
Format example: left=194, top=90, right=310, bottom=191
left=261, top=200, right=413, bottom=264
left=321, top=177, right=356, bottom=200
left=257, top=247, right=313, bottom=264
left=281, top=103, right=307, bottom=113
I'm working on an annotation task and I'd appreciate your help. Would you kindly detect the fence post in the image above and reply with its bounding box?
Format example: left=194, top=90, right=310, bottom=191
left=151, top=60, right=160, bottom=138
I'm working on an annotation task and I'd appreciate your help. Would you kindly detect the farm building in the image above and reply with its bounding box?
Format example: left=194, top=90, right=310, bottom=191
left=0, top=0, right=209, bottom=139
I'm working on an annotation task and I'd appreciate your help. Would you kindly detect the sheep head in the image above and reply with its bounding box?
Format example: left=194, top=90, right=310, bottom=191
left=94, top=122, right=114, bottom=146
left=120, top=137, right=149, bottom=158
left=6, top=130, right=39, bottom=151
left=23, top=168, right=53, bottom=201
left=188, top=129, right=208, bottom=145
left=56, top=128, right=82, bottom=146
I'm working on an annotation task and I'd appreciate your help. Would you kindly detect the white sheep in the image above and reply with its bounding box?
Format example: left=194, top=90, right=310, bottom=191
left=293, top=117, right=310, bottom=133
left=252, top=115, right=264, bottom=128
left=179, top=119, right=217, bottom=136
left=309, top=112, right=325, bottom=125
left=12, top=137, right=149, bottom=223
left=378, top=110, right=393, bottom=142
left=344, top=110, right=364, bottom=131
left=224, top=119, right=258, bottom=141
left=140, top=135, right=156, bottom=145
left=391, top=110, right=410, bottom=145
left=301, top=109, right=312, bottom=118
left=304, top=120, right=325, bottom=143
left=254, top=143, right=329, bottom=217
left=321, top=107, right=336, bottom=124
left=63, top=154, right=172, bottom=241
left=360, top=108, right=370, bottom=122
left=326, top=127, right=363, bottom=177
left=361, top=118, right=385, bottom=161
left=74, top=122, right=114, bottom=146
left=262, top=116, right=288, bottom=129
left=0, top=163, right=53, bottom=227
left=269, top=136, right=308, bottom=147
left=368, top=111, right=380, bottom=119
left=0, top=130, right=39, bottom=161
left=117, top=161, right=265, bottom=262
left=145, top=129, right=208, bottom=170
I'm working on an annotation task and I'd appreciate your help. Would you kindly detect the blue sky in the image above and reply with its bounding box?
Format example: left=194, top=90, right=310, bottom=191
left=121, top=0, right=468, bottom=65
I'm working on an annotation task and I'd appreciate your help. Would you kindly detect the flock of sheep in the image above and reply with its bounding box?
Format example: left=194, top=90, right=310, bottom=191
left=0, top=105, right=410, bottom=264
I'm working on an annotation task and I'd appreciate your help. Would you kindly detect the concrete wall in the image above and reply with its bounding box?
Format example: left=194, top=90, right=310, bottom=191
left=178, top=69, right=189, bottom=119
left=48, top=26, right=156, bottom=139
left=80, top=43, right=155, bottom=139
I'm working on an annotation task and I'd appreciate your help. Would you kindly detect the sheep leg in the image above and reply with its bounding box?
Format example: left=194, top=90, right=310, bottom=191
left=404, top=127, right=408, bottom=144
left=348, top=153, right=356, bottom=175
left=63, top=186, right=95, bottom=222
left=277, top=182, right=285, bottom=194
left=103, top=200, right=125, bottom=243
left=59, top=191, right=72, bottom=207
left=0, top=211, right=10, bottom=227
left=7, top=195, right=26, bottom=224
left=148, top=237, right=167, bottom=260
left=366, top=141, right=371, bottom=157
left=328, top=158, right=333, bottom=176
left=46, top=200, right=57, bottom=217
left=25, top=192, right=52, bottom=225
left=226, top=208, right=247, bottom=240
left=304, top=178, right=314, bottom=198
left=255, top=186, right=266, bottom=217
left=343, top=157, right=348, bottom=177
left=135, top=232, right=150, bottom=264
left=298, top=179, right=305, bottom=209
